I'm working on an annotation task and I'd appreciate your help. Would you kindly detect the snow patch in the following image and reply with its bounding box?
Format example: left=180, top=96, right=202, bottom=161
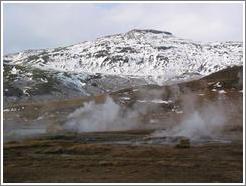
left=11, top=66, right=19, bottom=75
left=137, top=99, right=173, bottom=104
left=218, top=90, right=226, bottom=94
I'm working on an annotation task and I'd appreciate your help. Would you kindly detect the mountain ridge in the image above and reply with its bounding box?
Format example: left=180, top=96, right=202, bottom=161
left=3, top=29, right=243, bottom=104
left=4, top=29, right=242, bottom=85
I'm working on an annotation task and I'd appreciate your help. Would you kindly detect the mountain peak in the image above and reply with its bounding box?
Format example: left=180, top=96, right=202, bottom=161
left=128, top=29, right=173, bottom=35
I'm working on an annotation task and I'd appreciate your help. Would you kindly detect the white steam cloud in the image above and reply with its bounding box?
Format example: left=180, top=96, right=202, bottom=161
left=64, top=97, right=140, bottom=132
left=152, top=94, right=229, bottom=141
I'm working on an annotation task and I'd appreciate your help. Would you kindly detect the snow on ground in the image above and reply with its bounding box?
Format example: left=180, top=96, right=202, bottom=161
left=214, top=82, right=222, bottom=88
left=120, top=97, right=131, bottom=100
left=10, top=66, right=19, bottom=75
left=137, top=99, right=173, bottom=104
left=218, top=90, right=226, bottom=94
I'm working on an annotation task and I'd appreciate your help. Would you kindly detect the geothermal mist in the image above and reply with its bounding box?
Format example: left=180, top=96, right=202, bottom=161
left=151, top=92, right=230, bottom=141
left=64, top=84, right=231, bottom=142
left=64, top=97, right=141, bottom=132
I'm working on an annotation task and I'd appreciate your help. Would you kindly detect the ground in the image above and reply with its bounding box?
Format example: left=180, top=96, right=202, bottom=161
left=3, top=66, right=243, bottom=183
left=3, top=130, right=243, bottom=183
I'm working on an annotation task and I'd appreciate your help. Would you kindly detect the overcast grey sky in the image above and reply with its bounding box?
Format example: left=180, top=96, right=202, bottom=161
left=3, top=2, right=244, bottom=54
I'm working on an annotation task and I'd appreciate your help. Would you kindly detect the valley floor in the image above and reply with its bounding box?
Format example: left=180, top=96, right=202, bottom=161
left=3, top=130, right=243, bottom=183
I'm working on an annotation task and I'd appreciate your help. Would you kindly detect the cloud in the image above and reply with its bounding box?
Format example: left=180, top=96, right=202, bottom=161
left=3, top=2, right=243, bottom=54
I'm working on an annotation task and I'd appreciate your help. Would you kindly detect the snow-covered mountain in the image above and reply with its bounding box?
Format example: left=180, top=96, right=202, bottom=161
left=4, top=29, right=243, bottom=84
